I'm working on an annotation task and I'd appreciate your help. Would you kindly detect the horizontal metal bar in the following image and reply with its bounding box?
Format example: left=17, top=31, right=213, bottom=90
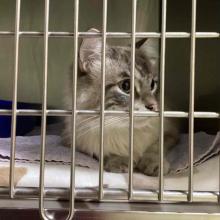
left=0, top=109, right=219, bottom=118
left=0, top=31, right=219, bottom=38
left=0, top=187, right=218, bottom=203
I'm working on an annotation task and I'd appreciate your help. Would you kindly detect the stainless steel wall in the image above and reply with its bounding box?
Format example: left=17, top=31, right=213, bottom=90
left=0, top=0, right=159, bottom=108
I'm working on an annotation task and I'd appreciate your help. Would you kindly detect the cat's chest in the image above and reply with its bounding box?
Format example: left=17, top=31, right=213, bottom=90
left=133, top=118, right=160, bottom=157
left=104, top=117, right=160, bottom=159
left=76, top=116, right=160, bottom=161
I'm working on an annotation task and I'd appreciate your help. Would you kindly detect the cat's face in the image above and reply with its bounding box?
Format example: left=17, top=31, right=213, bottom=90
left=78, top=29, right=159, bottom=114
left=62, top=29, right=160, bottom=150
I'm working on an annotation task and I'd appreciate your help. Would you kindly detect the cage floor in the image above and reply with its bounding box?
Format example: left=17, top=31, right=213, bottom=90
left=1, top=199, right=220, bottom=220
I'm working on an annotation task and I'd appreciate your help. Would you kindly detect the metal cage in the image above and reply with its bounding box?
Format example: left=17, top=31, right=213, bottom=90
left=0, top=0, right=220, bottom=219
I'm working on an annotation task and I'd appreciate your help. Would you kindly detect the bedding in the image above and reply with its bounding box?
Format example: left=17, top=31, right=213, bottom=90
left=0, top=131, right=219, bottom=191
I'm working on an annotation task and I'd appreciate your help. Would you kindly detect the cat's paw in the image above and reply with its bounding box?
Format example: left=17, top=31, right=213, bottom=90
left=137, top=152, right=170, bottom=176
left=104, top=155, right=128, bottom=173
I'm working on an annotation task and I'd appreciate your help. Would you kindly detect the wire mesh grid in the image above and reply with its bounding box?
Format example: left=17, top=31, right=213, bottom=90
left=0, top=0, right=220, bottom=219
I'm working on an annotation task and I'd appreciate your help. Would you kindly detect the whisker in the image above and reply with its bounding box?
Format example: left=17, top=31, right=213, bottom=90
left=76, top=117, right=100, bottom=133
left=77, top=115, right=98, bottom=127
left=76, top=117, right=127, bottom=139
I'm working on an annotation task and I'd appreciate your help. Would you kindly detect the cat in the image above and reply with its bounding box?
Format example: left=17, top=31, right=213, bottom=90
left=62, top=28, right=179, bottom=176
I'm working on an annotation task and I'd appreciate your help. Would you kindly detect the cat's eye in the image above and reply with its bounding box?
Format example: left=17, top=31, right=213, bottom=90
left=150, top=79, right=157, bottom=92
left=119, top=79, right=130, bottom=94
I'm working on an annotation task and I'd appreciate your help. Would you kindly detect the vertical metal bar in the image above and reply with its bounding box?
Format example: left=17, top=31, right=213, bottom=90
left=158, top=0, right=167, bottom=201
left=128, top=0, right=137, bottom=200
left=99, top=0, right=107, bottom=201
left=188, top=0, right=197, bottom=202
left=9, top=0, right=21, bottom=198
left=39, top=0, right=79, bottom=219
left=67, top=0, right=79, bottom=219
left=39, top=0, right=50, bottom=219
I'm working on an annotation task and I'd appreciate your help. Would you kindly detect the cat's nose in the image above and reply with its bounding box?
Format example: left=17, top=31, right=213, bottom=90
left=145, top=104, right=158, bottom=111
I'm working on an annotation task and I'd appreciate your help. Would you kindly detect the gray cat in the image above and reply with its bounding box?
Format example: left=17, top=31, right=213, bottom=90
left=63, top=28, right=179, bottom=176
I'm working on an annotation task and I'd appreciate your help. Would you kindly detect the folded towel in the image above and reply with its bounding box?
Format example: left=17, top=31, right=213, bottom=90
left=0, top=131, right=220, bottom=174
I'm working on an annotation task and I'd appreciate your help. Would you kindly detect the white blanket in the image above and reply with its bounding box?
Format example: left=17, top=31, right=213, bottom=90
left=0, top=132, right=219, bottom=191
left=0, top=157, right=218, bottom=191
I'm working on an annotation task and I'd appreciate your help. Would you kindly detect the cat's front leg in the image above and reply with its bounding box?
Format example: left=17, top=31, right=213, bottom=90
left=136, top=139, right=173, bottom=176
left=137, top=132, right=178, bottom=176
left=136, top=149, right=170, bottom=176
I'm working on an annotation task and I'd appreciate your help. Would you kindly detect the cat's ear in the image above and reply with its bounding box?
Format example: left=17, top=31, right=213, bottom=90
left=79, top=28, right=102, bottom=72
left=138, top=38, right=159, bottom=75
left=135, top=38, right=148, bottom=49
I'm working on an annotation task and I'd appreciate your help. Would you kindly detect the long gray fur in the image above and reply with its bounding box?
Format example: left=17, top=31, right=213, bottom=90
left=63, top=28, right=179, bottom=176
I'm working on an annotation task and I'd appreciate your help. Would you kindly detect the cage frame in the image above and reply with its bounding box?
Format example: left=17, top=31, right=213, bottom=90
left=0, top=0, right=220, bottom=219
